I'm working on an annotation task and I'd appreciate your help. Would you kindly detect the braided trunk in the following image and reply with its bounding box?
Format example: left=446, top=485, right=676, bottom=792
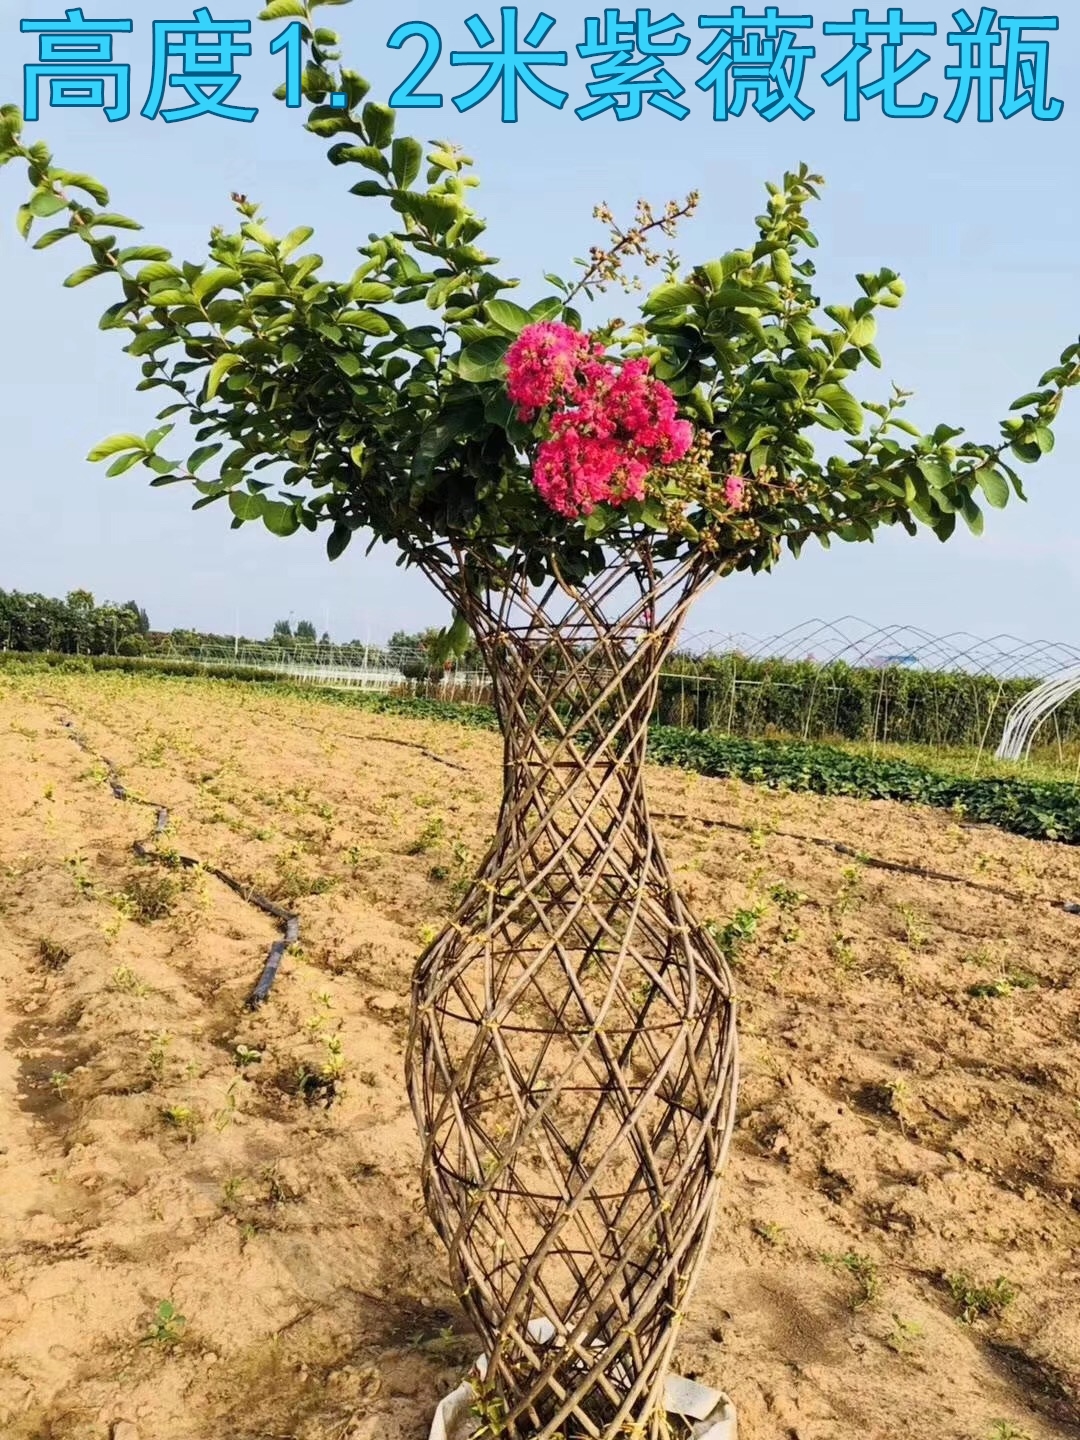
left=407, top=550, right=738, bottom=1440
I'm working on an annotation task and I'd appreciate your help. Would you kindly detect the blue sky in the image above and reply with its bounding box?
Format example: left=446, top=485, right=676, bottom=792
left=1, top=0, right=1077, bottom=650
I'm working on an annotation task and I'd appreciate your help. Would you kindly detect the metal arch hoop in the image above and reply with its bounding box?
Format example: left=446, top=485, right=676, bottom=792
left=995, top=664, right=1080, bottom=762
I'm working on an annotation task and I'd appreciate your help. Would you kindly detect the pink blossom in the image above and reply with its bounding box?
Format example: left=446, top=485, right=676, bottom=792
left=724, top=475, right=746, bottom=509
left=533, top=424, right=622, bottom=518
left=505, top=322, right=695, bottom=519
left=504, top=322, right=595, bottom=418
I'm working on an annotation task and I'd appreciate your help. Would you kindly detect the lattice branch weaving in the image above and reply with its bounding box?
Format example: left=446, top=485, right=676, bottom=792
left=406, top=549, right=739, bottom=1440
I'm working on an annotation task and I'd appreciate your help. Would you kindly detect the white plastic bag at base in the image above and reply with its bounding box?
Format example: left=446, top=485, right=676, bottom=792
left=429, top=1322, right=736, bottom=1440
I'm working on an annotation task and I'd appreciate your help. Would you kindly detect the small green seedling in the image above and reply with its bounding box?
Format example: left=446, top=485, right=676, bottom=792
left=767, top=882, right=807, bottom=909
left=752, top=1220, right=785, bottom=1247
left=947, top=1273, right=1017, bottom=1324
left=968, top=972, right=1039, bottom=1000
left=705, top=905, right=765, bottom=966
left=110, top=965, right=148, bottom=997
left=897, top=903, right=929, bottom=949
left=38, top=937, right=71, bottom=971
left=143, top=1299, right=186, bottom=1346
left=824, top=1251, right=882, bottom=1310
left=162, top=1103, right=199, bottom=1140
left=885, top=1313, right=925, bottom=1356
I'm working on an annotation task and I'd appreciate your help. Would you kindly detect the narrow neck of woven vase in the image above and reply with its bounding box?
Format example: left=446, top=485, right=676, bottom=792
left=408, top=554, right=738, bottom=1440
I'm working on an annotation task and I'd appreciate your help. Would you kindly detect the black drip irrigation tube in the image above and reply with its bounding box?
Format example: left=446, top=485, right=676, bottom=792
left=57, top=715, right=297, bottom=1009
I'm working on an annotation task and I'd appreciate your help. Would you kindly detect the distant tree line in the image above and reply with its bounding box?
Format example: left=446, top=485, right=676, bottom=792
left=0, top=588, right=149, bottom=655
left=0, top=587, right=488, bottom=674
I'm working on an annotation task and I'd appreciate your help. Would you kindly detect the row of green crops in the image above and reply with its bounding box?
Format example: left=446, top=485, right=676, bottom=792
left=654, top=656, right=1080, bottom=750
left=646, top=728, right=1080, bottom=844
left=6, top=651, right=1077, bottom=845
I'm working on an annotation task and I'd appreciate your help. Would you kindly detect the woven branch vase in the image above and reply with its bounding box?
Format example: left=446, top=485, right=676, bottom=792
left=407, top=553, right=738, bottom=1440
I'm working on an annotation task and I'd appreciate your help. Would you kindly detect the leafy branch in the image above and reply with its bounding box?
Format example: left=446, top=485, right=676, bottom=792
left=2, top=0, right=1079, bottom=597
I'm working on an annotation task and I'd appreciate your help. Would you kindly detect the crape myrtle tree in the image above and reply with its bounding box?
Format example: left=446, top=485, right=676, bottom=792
left=3, top=4, right=1078, bottom=1437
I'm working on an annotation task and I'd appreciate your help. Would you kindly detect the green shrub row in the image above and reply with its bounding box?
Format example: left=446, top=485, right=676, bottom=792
left=655, top=655, right=1078, bottom=749
left=0, top=650, right=298, bottom=685
left=4, top=650, right=1076, bottom=844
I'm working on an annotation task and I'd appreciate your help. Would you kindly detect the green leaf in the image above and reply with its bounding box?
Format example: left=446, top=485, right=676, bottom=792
left=849, top=314, right=877, bottom=347
left=63, top=263, right=107, bottom=288
left=411, top=406, right=482, bottom=482
left=63, top=173, right=109, bottom=205
left=144, top=290, right=190, bottom=307
left=710, top=281, right=779, bottom=312
left=815, top=383, right=864, bottom=434
left=144, top=423, right=174, bottom=449
left=346, top=145, right=391, bottom=176
left=136, top=261, right=182, bottom=284
left=528, top=297, right=563, bottom=323
left=348, top=180, right=388, bottom=198
left=1034, top=425, right=1055, bottom=454
left=485, top=299, right=533, bottom=336
left=1009, top=439, right=1042, bottom=464
left=1001, top=463, right=1028, bottom=501
left=187, top=443, right=222, bottom=474
left=363, top=102, right=395, bottom=149
left=87, top=433, right=146, bottom=462
left=932, top=510, right=957, bottom=543
left=643, top=282, right=702, bottom=315
left=327, top=521, right=352, bottom=560
left=193, top=268, right=242, bottom=303
left=261, top=501, right=301, bottom=536
left=337, top=310, right=392, bottom=334
left=1009, top=390, right=1052, bottom=411
left=32, top=226, right=75, bottom=250
left=105, top=451, right=145, bottom=477
left=29, top=191, right=67, bottom=218
left=975, top=467, right=1010, bottom=509
left=206, top=352, right=243, bottom=400
left=88, top=212, right=141, bottom=230
left=280, top=225, right=314, bottom=257
left=228, top=491, right=264, bottom=521
left=390, top=136, right=423, bottom=189
left=258, top=0, right=308, bottom=19
left=117, top=245, right=171, bottom=263
left=349, top=281, right=393, bottom=303
left=959, top=493, right=984, bottom=536
left=917, top=456, right=952, bottom=492
left=457, top=336, right=508, bottom=383
left=584, top=507, right=616, bottom=540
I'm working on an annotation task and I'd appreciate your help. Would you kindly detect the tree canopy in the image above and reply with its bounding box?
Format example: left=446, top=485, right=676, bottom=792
left=2, top=0, right=1077, bottom=617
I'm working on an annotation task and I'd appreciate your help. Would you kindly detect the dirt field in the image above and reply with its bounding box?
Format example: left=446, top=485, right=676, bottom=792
left=1, top=670, right=1078, bottom=1440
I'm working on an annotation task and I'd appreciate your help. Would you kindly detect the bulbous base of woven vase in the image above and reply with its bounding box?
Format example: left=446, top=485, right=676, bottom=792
left=407, top=553, right=738, bottom=1440
left=427, top=1326, right=738, bottom=1440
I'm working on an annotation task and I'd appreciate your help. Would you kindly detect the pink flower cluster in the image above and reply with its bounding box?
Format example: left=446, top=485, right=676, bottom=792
left=505, top=322, right=693, bottom=520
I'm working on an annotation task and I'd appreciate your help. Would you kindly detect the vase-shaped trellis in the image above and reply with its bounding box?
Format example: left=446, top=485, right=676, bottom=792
left=407, top=550, right=738, bottom=1440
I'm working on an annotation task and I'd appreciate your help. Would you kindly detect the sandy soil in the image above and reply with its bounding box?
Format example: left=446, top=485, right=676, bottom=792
left=1, top=670, right=1078, bottom=1440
